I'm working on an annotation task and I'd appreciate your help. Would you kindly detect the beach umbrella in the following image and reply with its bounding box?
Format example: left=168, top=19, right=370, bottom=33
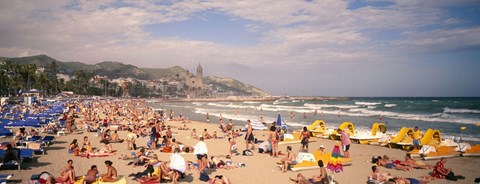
left=327, top=142, right=343, bottom=172
left=276, top=113, right=282, bottom=127
left=326, top=142, right=343, bottom=184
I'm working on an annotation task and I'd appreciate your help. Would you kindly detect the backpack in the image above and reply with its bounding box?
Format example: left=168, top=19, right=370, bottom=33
left=199, top=171, right=209, bottom=182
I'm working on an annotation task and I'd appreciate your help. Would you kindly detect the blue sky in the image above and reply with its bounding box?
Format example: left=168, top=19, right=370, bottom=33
left=0, top=0, right=479, bottom=97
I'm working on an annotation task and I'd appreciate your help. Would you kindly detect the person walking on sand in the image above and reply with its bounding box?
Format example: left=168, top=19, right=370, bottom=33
left=229, top=137, right=237, bottom=158
left=245, top=120, right=255, bottom=151
left=100, top=160, right=118, bottom=182
left=413, top=126, right=422, bottom=150
left=339, top=128, right=351, bottom=158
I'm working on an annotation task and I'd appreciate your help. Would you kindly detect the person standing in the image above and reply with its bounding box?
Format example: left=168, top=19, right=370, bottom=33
left=268, top=126, right=278, bottom=157
left=300, top=126, right=310, bottom=152
left=339, top=128, right=351, bottom=158
left=245, top=120, right=254, bottom=151
left=412, top=126, right=422, bottom=150
left=194, top=137, right=208, bottom=173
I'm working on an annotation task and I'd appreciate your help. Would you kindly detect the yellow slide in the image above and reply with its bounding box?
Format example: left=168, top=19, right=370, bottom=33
left=308, top=120, right=327, bottom=137
left=371, top=123, right=387, bottom=136
left=329, top=122, right=355, bottom=140
left=420, top=129, right=441, bottom=146
left=388, top=127, right=413, bottom=148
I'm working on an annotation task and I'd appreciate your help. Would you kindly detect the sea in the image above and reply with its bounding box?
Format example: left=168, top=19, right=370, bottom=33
left=150, top=97, right=480, bottom=143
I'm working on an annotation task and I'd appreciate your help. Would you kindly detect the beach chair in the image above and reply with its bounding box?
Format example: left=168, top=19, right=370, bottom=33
left=27, top=142, right=45, bottom=155
left=40, top=136, right=55, bottom=146
left=0, top=174, right=13, bottom=184
left=57, top=128, right=66, bottom=137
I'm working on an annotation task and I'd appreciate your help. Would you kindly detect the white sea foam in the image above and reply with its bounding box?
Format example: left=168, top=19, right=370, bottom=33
left=355, top=102, right=381, bottom=106
left=367, top=106, right=376, bottom=109
left=192, top=102, right=203, bottom=106
left=432, top=100, right=439, bottom=103
left=443, top=107, right=480, bottom=114
left=243, top=101, right=260, bottom=104
left=384, top=104, right=397, bottom=107
left=304, top=103, right=359, bottom=109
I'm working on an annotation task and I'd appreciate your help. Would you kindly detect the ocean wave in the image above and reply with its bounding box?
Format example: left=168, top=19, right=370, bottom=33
left=443, top=107, right=480, bottom=114
left=357, top=109, right=479, bottom=125
left=304, top=103, right=359, bottom=109
left=384, top=104, right=397, bottom=107
left=355, top=102, right=381, bottom=106
left=432, top=100, right=439, bottom=103
left=367, top=106, right=376, bottom=109
left=192, top=102, right=203, bottom=106
left=243, top=101, right=260, bottom=104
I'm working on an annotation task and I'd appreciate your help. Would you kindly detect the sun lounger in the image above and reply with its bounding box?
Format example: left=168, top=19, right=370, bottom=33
left=40, top=136, right=55, bottom=146
left=0, top=174, right=13, bottom=180
left=27, top=142, right=45, bottom=155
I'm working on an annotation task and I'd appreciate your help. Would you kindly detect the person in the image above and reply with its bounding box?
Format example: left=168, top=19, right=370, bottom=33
left=268, top=125, right=279, bottom=157
left=100, top=160, right=118, bottom=182
left=210, top=175, right=231, bottom=184
left=15, top=127, right=26, bottom=140
left=245, top=120, right=255, bottom=150
left=338, top=128, right=351, bottom=158
left=194, top=137, right=209, bottom=174
left=169, top=148, right=186, bottom=184
left=102, top=129, right=111, bottom=141
left=228, top=137, right=237, bottom=158
left=85, top=165, right=98, bottom=184
left=3, top=144, right=18, bottom=164
left=203, top=129, right=212, bottom=139
left=125, top=128, right=137, bottom=150
left=377, top=155, right=412, bottom=171
left=59, top=159, right=75, bottom=183
left=69, top=139, right=79, bottom=154
left=402, top=154, right=431, bottom=169
left=412, top=126, right=422, bottom=150
left=432, top=157, right=465, bottom=181
left=318, top=145, right=326, bottom=155
left=81, top=136, right=91, bottom=152
left=311, top=160, right=328, bottom=183
left=368, top=165, right=392, bottom=183
left=191, top=128, right=198, bottom=139
left=149, top=123, right=157, bottom=150
left=300, top=126, right=310, bottom=152
left=280, top=146, right=296, bottom=172
left=110, top=130, right=124, bottom=142
left=99, top=140, right=114, bottom=153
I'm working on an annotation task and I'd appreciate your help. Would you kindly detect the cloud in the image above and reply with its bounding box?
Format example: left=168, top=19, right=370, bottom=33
left=0, top=0, right=478, bottom=96
left=394, top=27, right=480, bottom=53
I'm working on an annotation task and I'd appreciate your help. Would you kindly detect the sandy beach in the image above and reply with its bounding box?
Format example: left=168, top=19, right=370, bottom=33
left=1, top=106, right=479, bottom=184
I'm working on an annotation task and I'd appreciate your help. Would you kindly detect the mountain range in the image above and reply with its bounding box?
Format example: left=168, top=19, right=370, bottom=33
left=0, top=54, right=269, bottom=96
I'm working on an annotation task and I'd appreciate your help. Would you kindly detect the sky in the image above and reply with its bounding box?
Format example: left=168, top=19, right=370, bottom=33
left=0, top=0, right=479, bottom=97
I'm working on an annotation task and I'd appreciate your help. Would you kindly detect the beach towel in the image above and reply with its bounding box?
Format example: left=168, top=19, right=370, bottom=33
left=81, top=152, right=116, bottom=158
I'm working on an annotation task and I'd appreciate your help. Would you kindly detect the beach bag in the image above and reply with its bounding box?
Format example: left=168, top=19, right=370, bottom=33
left=243, top=150, right=253, bottom=156
left=199, top=171, right=209, bottom=182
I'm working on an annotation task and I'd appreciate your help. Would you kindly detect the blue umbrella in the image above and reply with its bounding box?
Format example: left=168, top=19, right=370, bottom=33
left=276, top=113, right=282, bottom=127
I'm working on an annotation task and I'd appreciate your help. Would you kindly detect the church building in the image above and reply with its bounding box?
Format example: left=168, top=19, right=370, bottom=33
left=185, top=64, right=206, bottom=98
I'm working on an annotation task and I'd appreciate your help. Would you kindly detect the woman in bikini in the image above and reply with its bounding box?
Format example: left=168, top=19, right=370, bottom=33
left=300, top=126, right=310, bottom=152
left=269, top=126, right=279, bottom=157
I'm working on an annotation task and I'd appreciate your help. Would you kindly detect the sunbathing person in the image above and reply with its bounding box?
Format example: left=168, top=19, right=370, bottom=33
left=3, top=144, right=18, bottom=164
left=84, top=165, right=98, bottom=184
left=191, top=129, right=198, bottom=139
left=289, top=160, right=328, bottom=184
left=377, top=155, right=412, bottom=171
left=98, top=140, right=114, bottom=153
left=110, top=130, right=124, bottom=142
left=368, top=165, right=393, bottom=183
left=69, top=139, right=79, bottom=154
left=210, top=175, right=231, bottom=184
left=58, top=160, right=75, bottom=183
left=118, top=148, right=146, bottom=160
left=402, top=154, right=432, bottom=169
left=203, top=129, right=212, bottom=139
left=100, top=160, right=118, bottom=182
left=280, top=146, right=296, bottom=172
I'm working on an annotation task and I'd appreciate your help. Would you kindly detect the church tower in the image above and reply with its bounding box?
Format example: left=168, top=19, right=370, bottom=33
left=196, top=63, right=203, bottom=78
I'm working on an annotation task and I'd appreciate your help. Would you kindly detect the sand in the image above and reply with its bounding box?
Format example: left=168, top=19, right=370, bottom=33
left=1, top=117, right=479, bottom=184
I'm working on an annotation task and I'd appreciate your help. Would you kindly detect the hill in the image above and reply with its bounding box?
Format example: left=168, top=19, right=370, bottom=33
left=0, top=55, right=270, bottom=96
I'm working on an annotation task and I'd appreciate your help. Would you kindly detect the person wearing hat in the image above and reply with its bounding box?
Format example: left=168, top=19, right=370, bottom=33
left=318, top=145, right=326, bottom=155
